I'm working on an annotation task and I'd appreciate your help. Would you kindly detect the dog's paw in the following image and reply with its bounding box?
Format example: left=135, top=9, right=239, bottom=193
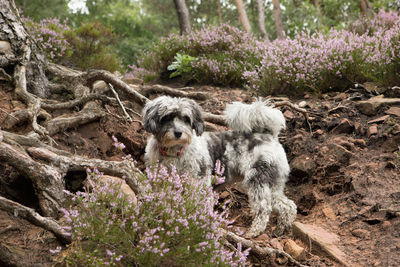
left=244, top=229, right=262, bottom=239
left=272, top=224, right=291, bottom=237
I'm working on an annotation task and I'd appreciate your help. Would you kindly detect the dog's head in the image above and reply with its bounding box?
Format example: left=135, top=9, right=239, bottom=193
left=142, top=96, right=204, bottom=147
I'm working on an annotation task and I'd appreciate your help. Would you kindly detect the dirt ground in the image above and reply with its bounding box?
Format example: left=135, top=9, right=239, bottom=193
left=0, top=83, right=399, bottom=266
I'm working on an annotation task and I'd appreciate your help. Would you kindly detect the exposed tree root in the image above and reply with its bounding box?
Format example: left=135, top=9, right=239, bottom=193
left=140, top=84, right=208, bottom=100
left=223, top=230, right=308, bottom=267
left=84, top=69, right=149, bottom=105
left=0, top=196, right=71, bottom=244
left=27, top=147, right=144, bottom=195
left=273, top=100, right=311, bottom=132
left=0, top=142, right=65, bottom=217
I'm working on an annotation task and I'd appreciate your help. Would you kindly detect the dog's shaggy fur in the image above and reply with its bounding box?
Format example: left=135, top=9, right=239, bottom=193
left=143, top=96, right=297, bottom=237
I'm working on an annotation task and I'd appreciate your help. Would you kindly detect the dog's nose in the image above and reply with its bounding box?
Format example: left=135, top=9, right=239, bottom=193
left=174, top=130, right=183, bottom=138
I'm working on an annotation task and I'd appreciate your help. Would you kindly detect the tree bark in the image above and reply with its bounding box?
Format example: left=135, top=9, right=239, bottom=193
left=234, top=0, right=252, bottom=34
left=272, top=0, right=285, bottom=39
left=217, top=0, right=223, bottom=25
left=0, top=0, right=50, bottom=97
left=173, top=0, right=191, bottom=35
left=256, top=0, right=269, bottom=40
left=359, top=0, right=372, bottom=16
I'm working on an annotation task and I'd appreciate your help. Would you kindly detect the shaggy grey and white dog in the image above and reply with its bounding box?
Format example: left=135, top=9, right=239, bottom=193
left=143, top=96, right=297, bottom=237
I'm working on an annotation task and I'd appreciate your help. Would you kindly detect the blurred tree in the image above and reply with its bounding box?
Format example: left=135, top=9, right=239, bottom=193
left=256, top=0, right=269, bottom=40
left=15, top=0, right=69, bottom=20
left=173, top=0, right=192, bottom=34
left=235, top=0, right=252, bottom=33
left=272, top=0, right=285, bottom=39
left=359, top=0, right=373, bottom=16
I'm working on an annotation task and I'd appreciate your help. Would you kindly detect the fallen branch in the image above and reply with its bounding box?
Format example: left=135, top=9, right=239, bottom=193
left=222, top=230, right=308, bottom=267
left=140, top=84, right=208, bottom=101
left=0, top=196, right=71, bottom=244
left=108, top=83, right=132, bottom=122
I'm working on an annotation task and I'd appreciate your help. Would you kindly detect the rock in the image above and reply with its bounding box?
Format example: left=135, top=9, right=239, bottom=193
left=270, top=238, right=284, bottom=250
left=331, top=118, right=354, bottom=134
left=322, top=206, right=337, bottom=220
left=333, top=92, right=347, bottom=101
left=0, top=41, right=12, bottom=53
left=293, top=222, right=350, bottom=266
left=283, top=110, right=295, bottom=120
left=313, top=129, right=324, bottom=137
left=328, top=143, right=353, bottom=165
left=363, top=82, right=386, bottom=95
left=367, top=124, right=378, bottom=137
left=86, top=175, right=137, bottom=205
left=351, top=228, right=370, bottom=239
left=219, top=191, right=230, bottom=199
left=283, top=239, right=306, bottom=261
left=353, top=139, right=366, bottom=148
left=290, top=154, right=316, bottom=180
left=367, top=115, right=390, bottom=124
left=92, top=80, right=108, bottom=94
left=298, top=100, right=307, bottom=108
left=385, top=107, right=400, bottom=117
left=356, top=97, right=400, bottom=116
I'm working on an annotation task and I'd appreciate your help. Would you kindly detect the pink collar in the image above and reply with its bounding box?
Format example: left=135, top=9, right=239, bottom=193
left=159, top=146, right=184, bottom=157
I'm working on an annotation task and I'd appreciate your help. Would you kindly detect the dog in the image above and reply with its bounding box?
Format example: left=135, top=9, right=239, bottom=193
left=142, top=96, right=297, bottom=237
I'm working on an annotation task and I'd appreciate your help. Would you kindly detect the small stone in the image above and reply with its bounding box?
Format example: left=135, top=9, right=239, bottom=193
left=332, top=118, right=354, bottom=134
left=220, top=191, right=230, bottom=199
left=290, top=154, right=316, bottom=179
left=333, top=92, right=347, bottom=101
left=356, top=97, right=400, bottom=116
left=328, top=143, right=353, bottom=165
left=351, top=229, right=370, bottom=239
left=313, top=129, right=324, bottom=137
left=385, top=107, right=400, bottom=117
left=304, top=94, right=311, bottom=99
left=367, top=124, right=378, bottom=137
left=353, top=139, right=366, bottom=148
left=368, top=115, right=390, bottom=124
left=322, top=206, right=337, bottom=220
left=298, top=101, right=307, bottom=108
left=270, top=238, right=284, bottom=250
left=382, top=221, right=391, bottom=229
left=283, top=239, right=306, bottom=261
left=283, top=110, right=295, bottom=120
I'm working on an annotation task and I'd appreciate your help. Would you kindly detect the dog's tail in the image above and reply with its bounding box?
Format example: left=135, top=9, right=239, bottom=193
left=224, top=99, right=285, bottom=138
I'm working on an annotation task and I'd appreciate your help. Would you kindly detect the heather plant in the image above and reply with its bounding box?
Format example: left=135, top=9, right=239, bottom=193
left=24, top=17, right=71, bottom=62
left=138, top=10, right=400, bottom=94
left=59, top=139, right=249, bottom=266
left=140, top=24, right=264, bottom=86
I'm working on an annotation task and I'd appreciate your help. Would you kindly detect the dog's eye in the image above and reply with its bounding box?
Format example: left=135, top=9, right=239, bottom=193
left=183, top=116, right=191, bottom=124
left=160, top=114, right=173, bottom=124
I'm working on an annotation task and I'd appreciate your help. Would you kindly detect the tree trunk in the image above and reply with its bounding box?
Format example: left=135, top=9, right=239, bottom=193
left=217, top=0, right=223, bottom=25
left=359, top=0, right=372, bottom=16
left=234, top=0, right=252, bottom=34
left=0, top=0, right=49, bottom=97
left=256, top=0, right=269, bottom=41
left=272, top=0, right=285, bottom=39
left=173, top=0, right=191, bottom=35
left=312, top=0, right=323, bottom=18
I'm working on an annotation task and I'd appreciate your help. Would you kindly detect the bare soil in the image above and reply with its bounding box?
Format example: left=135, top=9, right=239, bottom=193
left=0, top=84, right=399, bottom=266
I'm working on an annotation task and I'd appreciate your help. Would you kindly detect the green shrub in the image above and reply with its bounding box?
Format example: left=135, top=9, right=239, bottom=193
left=64, top=22, right=122, bottom=72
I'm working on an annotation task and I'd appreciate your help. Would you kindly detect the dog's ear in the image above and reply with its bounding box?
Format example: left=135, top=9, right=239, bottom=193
left=190, top=100, right=204, bottom=136
left=142, top=101, right=159, bottom=134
